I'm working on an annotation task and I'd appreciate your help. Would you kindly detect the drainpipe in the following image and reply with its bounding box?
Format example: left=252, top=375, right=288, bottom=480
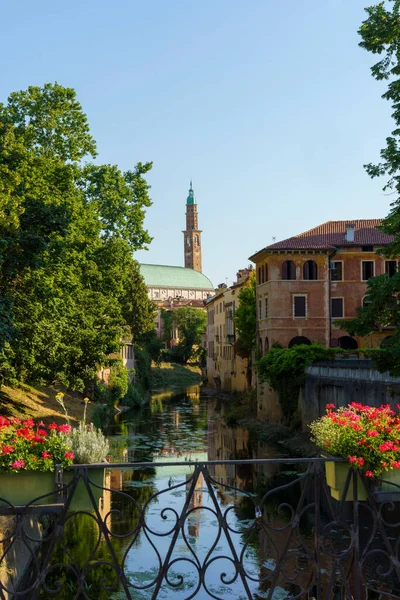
left=328, top=251, right=336, bottom=347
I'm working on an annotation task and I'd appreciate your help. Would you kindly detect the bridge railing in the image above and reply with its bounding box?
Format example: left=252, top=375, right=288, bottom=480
left=1, top=458, right=400, bottom=599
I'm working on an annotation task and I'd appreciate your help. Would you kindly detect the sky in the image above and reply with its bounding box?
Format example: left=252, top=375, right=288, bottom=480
left=0, top=0, right=394, bottom=287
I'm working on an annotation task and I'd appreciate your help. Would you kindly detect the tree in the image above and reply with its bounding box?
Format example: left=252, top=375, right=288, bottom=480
left=337, top=4, right=400, bottom=374
left=233, top=271, right=256, bottom=386
left=0, top=83, right=154, bottom=390
left=169, top=307, right=206, bottom=363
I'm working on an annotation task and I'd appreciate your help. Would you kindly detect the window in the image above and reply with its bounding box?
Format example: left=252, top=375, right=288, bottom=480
left=265, top=337, right=269, bottom=352
left=331, top=298, right=344, bottom=318
left=282, top=260, right=296, bottom=280
left=261, top=264, right=265, bottom=283
left=194, top=235, right=199, bottom=247
left=265, top=264, right=268, bottom=281
left=330, top=261, right=343, bottom=281
left=259, top=300, right=262, bottom=319
left=186, top=236, right=191, bottom=247
left=258, top=267, right=261, bottom=284
left=265, top=297, right=268, bottom=319
left=362, top=261, right=374, bottom=281
left=363, top=296, right=372, bottom=308
left=362, top=246, right=374, bottom=252
left=385, top=261, right=397, bottom=278
left=293, top=295, right=307, bottom=317
left=303, top=260, right=318, bottom=280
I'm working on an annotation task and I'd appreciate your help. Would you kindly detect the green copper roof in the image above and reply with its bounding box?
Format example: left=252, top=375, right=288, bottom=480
left=140, top=264, right=213, bottom=290
left=187, top=180, right=196, bottom=205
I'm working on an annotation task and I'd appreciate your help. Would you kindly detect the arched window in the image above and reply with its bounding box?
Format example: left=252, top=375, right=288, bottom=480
left=194, top=235, right=199, bottom=247
left=303, top=260, right=318, bottom=280
left=265, top=337, right=269, bottom=353
left=288, top=336, right=312, bottom=348
left=338, top=336, right=358, bottom=350
left=259, top=337, right=263, bottom=356
left=258, top=267, right=261, bottom=285
left=265, top=264, right=268, bottom=282
left=261, top=265, right=265, bottom=283
left=186, top=236, right=191, bottom=247
left=282, top=260, right=296, bottom=280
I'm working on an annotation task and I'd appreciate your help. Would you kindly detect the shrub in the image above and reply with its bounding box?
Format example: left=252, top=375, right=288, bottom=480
left=107, top=360, right=129, bottom=406
left=68, top=423, right=109, bottom=464
left=122, top=383, right=143, bottom=408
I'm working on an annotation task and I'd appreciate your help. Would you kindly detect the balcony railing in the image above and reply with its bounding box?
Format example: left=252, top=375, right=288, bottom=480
left=1, top=458, right=400, bottom=599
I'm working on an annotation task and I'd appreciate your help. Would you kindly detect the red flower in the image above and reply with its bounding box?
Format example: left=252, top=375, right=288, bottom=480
left=64, top=451, right=74, bottom=460
left=349, top=456, right=357, bottom=463
left=38, top=429, right=47, bottom=437
left=365, top=471, right=374, bottom=478
left=11, top=459, right=25, bottom=469
left=1, top=445, right=14, bottom=454
left=367, top=430, right=379, bottom=438
left=23, top=419, right=34, bottom=428
left=48, top=423, right=58, bottom=430
left=42, top=451, right=52, bottom=459
left=326, top=404, right=335, bottom=409
left=38, top=421, right=46, bottom=428
left=58, top=425, right=71, bottom=434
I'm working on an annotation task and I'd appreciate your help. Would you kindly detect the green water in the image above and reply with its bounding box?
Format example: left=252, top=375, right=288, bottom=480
left=38, top=387, right=310, bottom=600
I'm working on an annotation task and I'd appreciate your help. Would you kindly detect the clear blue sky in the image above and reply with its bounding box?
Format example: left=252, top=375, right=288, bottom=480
left=0, top=0, right=393, bottom=287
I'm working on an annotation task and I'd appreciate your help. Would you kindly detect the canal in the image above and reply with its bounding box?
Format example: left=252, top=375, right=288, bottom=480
left=41, top=385, right=305, bottom=599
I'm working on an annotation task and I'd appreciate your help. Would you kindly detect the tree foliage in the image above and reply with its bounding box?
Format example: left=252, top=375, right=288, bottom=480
left=234, top=271, right=256, bottom=358
left=0, top=83, right=154, bottom=390
left=165, top=307, right=206, bottom=363
left=338, top=4, right=400, bottom=375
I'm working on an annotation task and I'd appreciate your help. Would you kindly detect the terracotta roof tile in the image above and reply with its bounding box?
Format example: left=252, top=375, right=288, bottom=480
left=251, top=220, right=394, bottom=255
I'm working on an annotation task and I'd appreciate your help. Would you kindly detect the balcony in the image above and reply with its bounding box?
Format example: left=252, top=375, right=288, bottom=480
left=1, top=459, right=400, bottom=599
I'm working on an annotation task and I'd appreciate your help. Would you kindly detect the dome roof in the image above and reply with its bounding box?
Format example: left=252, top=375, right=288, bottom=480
left=140, top=264, right=213, bottom=290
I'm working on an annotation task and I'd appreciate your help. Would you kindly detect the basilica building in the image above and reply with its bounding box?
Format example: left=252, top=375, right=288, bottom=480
left=140, top=182, right=214, bottom=340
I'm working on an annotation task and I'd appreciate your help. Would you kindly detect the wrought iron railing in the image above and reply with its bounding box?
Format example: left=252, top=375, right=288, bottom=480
left=1, top=458, right=400, bottom=599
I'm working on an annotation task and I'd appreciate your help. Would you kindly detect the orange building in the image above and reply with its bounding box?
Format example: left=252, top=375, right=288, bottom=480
left=249, top=220, right=396, bottom=351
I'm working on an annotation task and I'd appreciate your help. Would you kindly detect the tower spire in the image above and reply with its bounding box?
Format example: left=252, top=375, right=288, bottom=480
left=183, top=180, right=202, bottom=272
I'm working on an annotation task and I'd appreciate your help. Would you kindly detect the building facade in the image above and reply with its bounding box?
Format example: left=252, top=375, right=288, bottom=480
left=205, top=269, right=252, bottom=392
left=249, top=220, right=396, bottom=352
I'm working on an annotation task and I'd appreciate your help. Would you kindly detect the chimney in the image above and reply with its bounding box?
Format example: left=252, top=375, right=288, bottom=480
left=345, top=223, right=355, bottom=243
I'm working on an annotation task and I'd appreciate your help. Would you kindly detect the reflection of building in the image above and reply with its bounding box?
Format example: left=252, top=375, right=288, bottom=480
left=249, top=220, right=396, bottom=351
left=205, top=268, right=253, bottom=392
left=186, top=472, right=204, bottom=538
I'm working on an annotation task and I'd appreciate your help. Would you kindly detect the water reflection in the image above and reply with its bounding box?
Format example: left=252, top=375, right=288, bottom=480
left=41, top=387, right=301, bottom=599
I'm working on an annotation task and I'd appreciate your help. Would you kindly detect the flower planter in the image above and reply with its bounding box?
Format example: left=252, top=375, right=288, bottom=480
left=63, top=468, right=106, bottom=512
left=323, top=458, right=368, bottom=502
left=0, top=471, right=58, bottom=506
left=380, top=469, right=400, bottom=493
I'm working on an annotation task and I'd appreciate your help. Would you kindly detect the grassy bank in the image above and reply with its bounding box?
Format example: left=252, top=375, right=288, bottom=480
left=151, top=362, right=202, bottom=392
left=0, top=384, right=94, bottom=424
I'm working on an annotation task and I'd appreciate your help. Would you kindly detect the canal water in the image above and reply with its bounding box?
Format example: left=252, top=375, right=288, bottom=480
left=41, top=386, right=310, bottom=600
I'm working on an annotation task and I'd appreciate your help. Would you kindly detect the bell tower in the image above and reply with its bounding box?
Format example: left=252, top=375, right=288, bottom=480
left=183, top=181, right=202, bottom=272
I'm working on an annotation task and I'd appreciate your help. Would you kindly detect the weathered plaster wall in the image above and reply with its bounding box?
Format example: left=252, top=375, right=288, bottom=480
left=300, top=359, right=400, bottom=429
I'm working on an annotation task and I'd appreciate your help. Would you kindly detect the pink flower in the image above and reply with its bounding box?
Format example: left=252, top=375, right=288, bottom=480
left=367, top=430, right=379, bottom=438
left=11, top=460, right=25, bottom=469
left=42, top=451, right=52, bottom=459
left=38, top=421, right=46, bottom=428
left=326, top=404, right=335, bottom=409
left=23, top=419, right=34, bottom=428
left=64, top=451, right=74, bottom=460
left=365, top=471, right=374, bottom=478
left=349, top=456, right=357, bottom=463
left=37, top=429, right=47, bottom=437
left=58, top=424, right=71, bottom=434
left=48, top=423, right=58, bottom=430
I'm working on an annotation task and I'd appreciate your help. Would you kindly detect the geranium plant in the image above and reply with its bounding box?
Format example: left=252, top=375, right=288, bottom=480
left=0, top=417, right=74, bottom=472
left=310, top=402, right=400, bottom=478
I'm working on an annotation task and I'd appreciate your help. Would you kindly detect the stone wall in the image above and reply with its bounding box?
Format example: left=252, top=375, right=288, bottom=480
left=300, top=359, right=400, bottom=429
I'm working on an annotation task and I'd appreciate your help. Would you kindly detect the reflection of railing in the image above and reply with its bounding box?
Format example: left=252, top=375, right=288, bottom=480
left=1, top=459, right=400, bottom=599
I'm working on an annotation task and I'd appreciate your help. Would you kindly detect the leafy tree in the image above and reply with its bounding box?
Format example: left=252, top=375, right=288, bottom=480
left=234, top=271, right=256, bottom=356
left=337, top=4, right=400, bottom=374
left=0, top=83, right=154, bottom=390
left=234, top=271, right=256, bottom=385
left=169, top=306, right=206, bottom=363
